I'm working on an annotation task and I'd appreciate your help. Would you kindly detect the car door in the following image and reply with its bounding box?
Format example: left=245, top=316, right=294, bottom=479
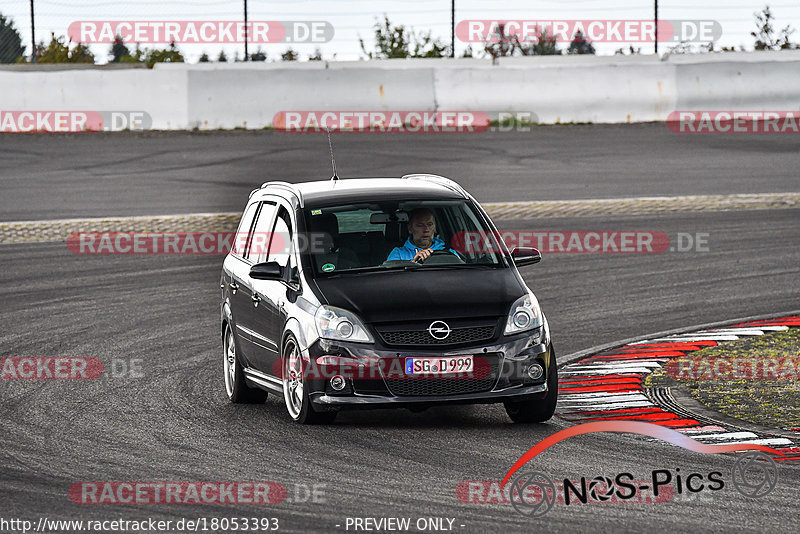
left=251, top=203, right=296, bottom=376
left=234, top=201, right=277, bottom=369
left=224, top=201, right=259, bottom=363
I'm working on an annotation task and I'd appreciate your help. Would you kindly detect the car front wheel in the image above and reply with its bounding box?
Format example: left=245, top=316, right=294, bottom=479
left=504, top=346, right=558, bottom=423
left=282, top=335, right=337, bottom=424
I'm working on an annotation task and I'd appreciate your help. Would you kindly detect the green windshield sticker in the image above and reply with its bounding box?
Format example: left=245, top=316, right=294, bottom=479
left=321, top=263, right=335, bottom=272
left=311, top=209, right=322, bottom=215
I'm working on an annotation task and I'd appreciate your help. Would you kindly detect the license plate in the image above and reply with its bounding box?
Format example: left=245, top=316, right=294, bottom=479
left=405, top=356, right=474, bottom=375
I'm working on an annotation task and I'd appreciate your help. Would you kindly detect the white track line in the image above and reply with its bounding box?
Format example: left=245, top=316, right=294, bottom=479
left=691, top=432, right=759, bottom=441
left=705, top=326, right=788, bottom=333
left=558, top=401, right=655, bottom=412
left=558, top=394, right=650, bottom=404
left=719, top=438, right=794, bottom=447
left=696, top=329, right=767, bottom=335
left=560, top=369, right=654, bottom=376
left=559, top=391, right=649, bottom=399
left=678, top=426, right=727, bottom=433
left=628, top=336, right=734, bottom=344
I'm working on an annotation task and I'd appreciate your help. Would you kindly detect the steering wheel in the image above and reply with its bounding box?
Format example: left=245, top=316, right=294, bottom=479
left=414, top=249, right=466, bottom=264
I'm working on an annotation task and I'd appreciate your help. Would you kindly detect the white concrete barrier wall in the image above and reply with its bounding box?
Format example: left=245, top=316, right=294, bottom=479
left=675, top=58, right=800, bottom=111
left=433, top=62, right=676, bottom=123
left=2, top=50, right=799, bottom=129
left=0, top=68, right=188, bottom=129
left=186, top=67, right=436, bottom=129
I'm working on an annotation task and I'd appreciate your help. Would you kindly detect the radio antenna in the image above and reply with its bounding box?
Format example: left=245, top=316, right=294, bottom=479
left=326, top=128, right=338, bottom=181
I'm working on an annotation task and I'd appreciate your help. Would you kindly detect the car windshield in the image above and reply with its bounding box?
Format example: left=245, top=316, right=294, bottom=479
left=302, top=199, right=505, bottom=275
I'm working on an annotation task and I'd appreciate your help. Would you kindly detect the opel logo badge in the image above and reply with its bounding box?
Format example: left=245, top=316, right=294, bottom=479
left=428, top=321, right=451, bottom=340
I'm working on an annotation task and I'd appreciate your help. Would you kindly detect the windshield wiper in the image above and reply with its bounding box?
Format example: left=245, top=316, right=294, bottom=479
left=404, top=263, right=498, bottom=270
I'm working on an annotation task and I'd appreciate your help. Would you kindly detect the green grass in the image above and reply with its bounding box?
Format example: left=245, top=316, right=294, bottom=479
left=647, top=328, right=800, bottom=430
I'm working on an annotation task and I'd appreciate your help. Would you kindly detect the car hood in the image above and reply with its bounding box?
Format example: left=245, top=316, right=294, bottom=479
left=312, top=268, right=524, bottom=324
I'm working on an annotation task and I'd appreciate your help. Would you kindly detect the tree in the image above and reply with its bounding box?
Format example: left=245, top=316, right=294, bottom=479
left=249, top=48, right=267, bottom=61
left=410, top=29, right=447, bottom=58
left=36, top=34, right=94, bottom=63
left=483, top=23, right=560, bottom=62
left=359, top=16, right=448, bottom=59
left=281, top=48, right=298, bottom=61
left=515, top=27, right=559, bottom=56
left=568, top=30, right=595, bottom=55
left=751, top=6, right=796, bottom=50
left=0, top=12, right=25, bottom=63
left=217, top=50, right=227, bottom=62
left=142, top=42, right=183, bottom=68
left=614, top=45, right=641, bottom=55
left=483, top=23, right=514, bottom=61
left=308, top=48, right=323, bottom=61
left=117, top=42, right=183, bottom=68
left=198, top=52, right=210, bottom=62
left=360, top=16, right=410, bottom=58
left=119, top=43, right=144, bottom=64
left=109, top=34, right=130, bottom=63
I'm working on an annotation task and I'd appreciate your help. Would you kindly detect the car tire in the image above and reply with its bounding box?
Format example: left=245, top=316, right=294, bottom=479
left=224, top=324, right=268, bottom=403
left=282, top=334, right=337, bottom=424
left=504, top=345, right=558, bottom=423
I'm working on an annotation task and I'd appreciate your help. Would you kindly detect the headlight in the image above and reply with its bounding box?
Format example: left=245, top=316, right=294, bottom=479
left=504, top=292, right=543, bottom=335
left=314, top=305, right=374, bottom=343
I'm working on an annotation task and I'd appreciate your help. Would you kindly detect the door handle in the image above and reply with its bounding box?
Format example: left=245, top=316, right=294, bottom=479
left=229, top=280, right=239, bottom=294
left=251, top=294, right=261, bottom=307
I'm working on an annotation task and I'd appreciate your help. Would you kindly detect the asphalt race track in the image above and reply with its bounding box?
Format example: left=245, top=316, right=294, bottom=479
left=2, top=125, right=800, bottom=220
left=1, top=128, right=799, bottom=533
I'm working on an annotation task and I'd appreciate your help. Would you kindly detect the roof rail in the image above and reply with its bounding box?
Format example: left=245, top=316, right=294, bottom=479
left=257, top=181, right=305, bottom=207
left=401, top=174, right=468, bottom=198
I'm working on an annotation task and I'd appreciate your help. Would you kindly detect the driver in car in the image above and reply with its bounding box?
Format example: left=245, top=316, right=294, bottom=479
left=387, top=208, right=457, bottom=263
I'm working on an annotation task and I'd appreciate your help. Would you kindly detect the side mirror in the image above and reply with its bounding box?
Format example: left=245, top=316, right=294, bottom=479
left=249, top=262, right=284, bottom=280
left=511, top=247, right=541, bottom=267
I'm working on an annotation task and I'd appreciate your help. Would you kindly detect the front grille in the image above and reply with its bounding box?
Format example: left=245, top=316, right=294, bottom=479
left=384, top=354, right=500, bottom=397
left=378, top=325, right=496, bottom=347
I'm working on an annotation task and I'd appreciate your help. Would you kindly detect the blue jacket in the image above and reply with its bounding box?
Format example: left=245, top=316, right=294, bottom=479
left=388, top=237, right=449, bottom=261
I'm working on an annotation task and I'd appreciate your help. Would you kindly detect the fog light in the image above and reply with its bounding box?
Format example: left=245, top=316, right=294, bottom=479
left=526, top=363, right=544, bottom=380
left=330, top=375, right=346, bottom=391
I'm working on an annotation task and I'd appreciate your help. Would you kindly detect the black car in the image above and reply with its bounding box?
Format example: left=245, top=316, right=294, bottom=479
left=220, top=175, right=556, bottom=424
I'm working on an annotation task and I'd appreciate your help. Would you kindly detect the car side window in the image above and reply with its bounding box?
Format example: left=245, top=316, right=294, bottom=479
left=265, top=206, right=293, bottom=268
left=246, top=202, right=277, bottom=262
left=232, top=202, right=258, bottom=258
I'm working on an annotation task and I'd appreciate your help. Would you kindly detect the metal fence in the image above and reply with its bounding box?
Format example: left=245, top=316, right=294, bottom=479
left=1, top=1, right=799, bottom=65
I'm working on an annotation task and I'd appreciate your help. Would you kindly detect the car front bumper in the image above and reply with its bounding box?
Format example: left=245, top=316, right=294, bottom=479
left=304, top=330, right=553, bottom=410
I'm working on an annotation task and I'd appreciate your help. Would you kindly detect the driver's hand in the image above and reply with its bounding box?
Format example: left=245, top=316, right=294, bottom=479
left=413, top=248, right=433, bottom=263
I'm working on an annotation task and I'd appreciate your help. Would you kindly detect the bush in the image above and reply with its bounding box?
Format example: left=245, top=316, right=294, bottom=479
left=35, top=34, right=94, bottom=63
left=0, top=12, right=25, bottom=63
